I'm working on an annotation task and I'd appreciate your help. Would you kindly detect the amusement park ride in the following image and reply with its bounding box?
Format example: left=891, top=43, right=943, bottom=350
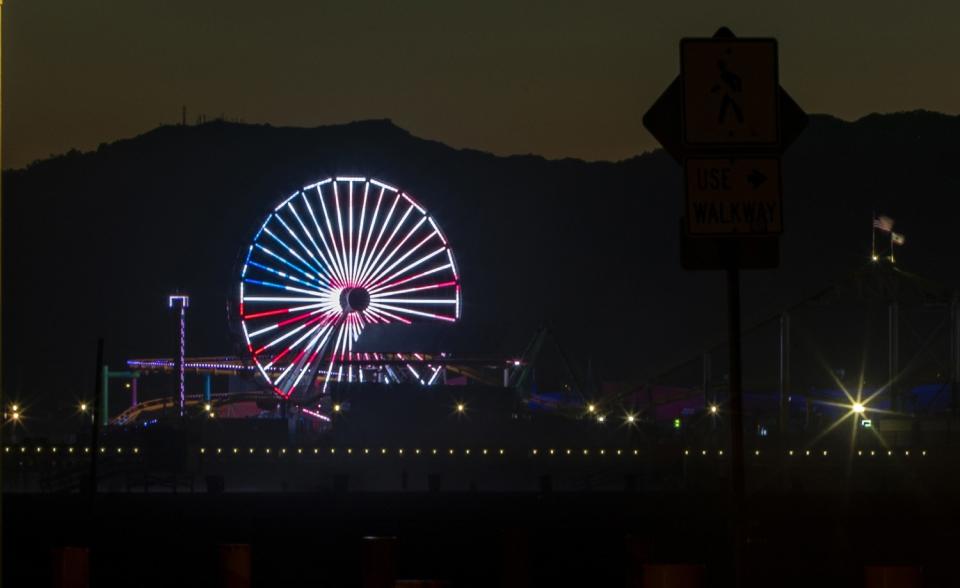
left=113, top=176, right=530, bottom=430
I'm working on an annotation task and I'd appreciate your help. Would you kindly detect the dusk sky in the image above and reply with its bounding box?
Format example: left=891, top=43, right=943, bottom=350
left=4, top=0, right=959, bottom=169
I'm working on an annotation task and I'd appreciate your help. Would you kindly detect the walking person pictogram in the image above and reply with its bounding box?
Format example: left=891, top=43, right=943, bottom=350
left=712, top=53, right=743, bottom=126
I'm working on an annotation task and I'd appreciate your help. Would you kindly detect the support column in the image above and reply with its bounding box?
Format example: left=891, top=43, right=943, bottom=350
left=204, top=373, right=212, bottom=403
left=779, top=313, right=791, bottom=436
left=702, top=353, right=711, bottom=408
left=168, top=295, right=190, bottom=418
left=951, top=296, right=959, bottom=417
left=100, top=365, right=110, bottom=427
left=889, top=302, right=899, bottom=413
left=131, top=377, right=138, bottom=408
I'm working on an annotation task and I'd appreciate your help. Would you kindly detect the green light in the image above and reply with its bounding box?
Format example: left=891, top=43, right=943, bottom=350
left=861, top=419, right=872, bottom=428
left=673, top=417, right=681, bottom=429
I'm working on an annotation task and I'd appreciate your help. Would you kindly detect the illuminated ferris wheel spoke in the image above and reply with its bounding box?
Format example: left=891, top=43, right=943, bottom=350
left=243, top=296, right=332, bottom=303
left=367, top=245, right=446, bottom=292
left=245, top=260, right=324, bottom=292
left=357, top=204, right=417, bottom=287
left=300, top=191, right=347, bottom=286
left=316, top=186, right=350, bottom=284
left=356, top=200, right=414, bottom=286
left=293, top=322, right=338, bottom=385
left=271, top=324, right=334, bottom=386
left=257, top=312, right=331, bottom=355
left=369, top=280, right=458, bottom=299
left=357, top=191, right=402, bottom=285
left=362, top=222, right=434, bottom=288
left=368, top=263, right=453, bottom=295
left=276, top=207, right=326, bottom=275
left=353, top=182, right=370, bottom=284
left=254, top=244, right=324, bottom=286
left=355, top=187, right=385, bottom=285
left=322, top=323, right=348, bottom=392
left=285, top=201, right=341, bottom=287
left=248, top=323, right=279, bottom=339
left=274, top=307, right=334, bottom=330
left=331, top=182, right=350, bottom=283
left=243, top=278, right=328, bottom=300
left=264, top=227, right=326, bottom=279
left=364, top=304, right=412, bottom=325
left=360, top=309, right=387, bottom=324
left=286, top=329, right=330, bottom=392
left=371, top=298, right=457, bottom=305
left=273, top=213, right=326, bottom=275
left=353, top=183, right=370, bottom=283
left=347, top=183, right=356, bottom=283
left=273, top=320, right=333, bottom=385
left=370, top=302, right=456, bottom=322
left=243, top=302, right=327, bottom=320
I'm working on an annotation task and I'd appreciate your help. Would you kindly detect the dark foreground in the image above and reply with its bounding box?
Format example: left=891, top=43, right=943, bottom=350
left=4, top=490, right=959, bottom=587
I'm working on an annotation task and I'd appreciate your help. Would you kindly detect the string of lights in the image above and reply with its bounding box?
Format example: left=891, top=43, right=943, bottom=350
left=0, top=446, right=929, bottom=458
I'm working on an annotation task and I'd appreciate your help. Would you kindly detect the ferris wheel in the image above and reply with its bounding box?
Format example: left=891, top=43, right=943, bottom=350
left=239, top=176, right=461, bottom=399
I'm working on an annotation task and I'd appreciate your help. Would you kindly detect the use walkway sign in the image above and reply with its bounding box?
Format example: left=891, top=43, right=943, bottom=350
left=642, top=26, right=806, bottom=269
left=681, top=38, right=779, bottom=147
left=685, top=157, right=781, bottom=234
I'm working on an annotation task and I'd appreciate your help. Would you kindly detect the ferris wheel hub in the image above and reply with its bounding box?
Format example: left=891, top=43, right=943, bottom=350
left=339, top=287, right=371, bottom=313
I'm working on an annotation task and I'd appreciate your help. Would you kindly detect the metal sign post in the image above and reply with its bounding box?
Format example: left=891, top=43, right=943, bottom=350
left=643, top=26, right=807, bottom=587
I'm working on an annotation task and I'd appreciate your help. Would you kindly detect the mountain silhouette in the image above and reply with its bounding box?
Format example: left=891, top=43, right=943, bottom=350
left=4, top=112, right=960, bottom=417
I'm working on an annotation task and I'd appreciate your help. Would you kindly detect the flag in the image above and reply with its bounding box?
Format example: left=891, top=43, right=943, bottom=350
left=892, top=232, right=905, bottom=245
left=873, top=216, right=894, bottom=232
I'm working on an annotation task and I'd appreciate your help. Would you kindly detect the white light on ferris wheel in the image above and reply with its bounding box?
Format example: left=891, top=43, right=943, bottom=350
left=239, top=176, right=461, bottom=399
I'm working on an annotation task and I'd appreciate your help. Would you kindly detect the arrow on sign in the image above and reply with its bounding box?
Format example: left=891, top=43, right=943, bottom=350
left=747, top=169, right=767, bottom=189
